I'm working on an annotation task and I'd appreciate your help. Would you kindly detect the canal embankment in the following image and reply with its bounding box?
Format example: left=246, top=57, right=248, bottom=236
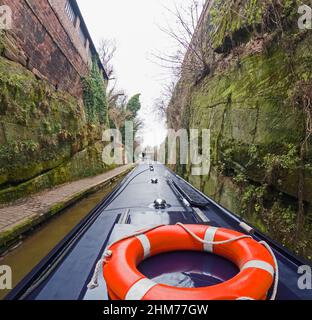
left=0, top=170, right=133, bottom=300
left=0, top=164, right=135, bottom=256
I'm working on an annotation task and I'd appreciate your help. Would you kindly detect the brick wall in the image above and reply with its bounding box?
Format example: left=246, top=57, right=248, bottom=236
left=49, top=0, right=92, bottom=68
left=0, top=0, right=95, bottom=98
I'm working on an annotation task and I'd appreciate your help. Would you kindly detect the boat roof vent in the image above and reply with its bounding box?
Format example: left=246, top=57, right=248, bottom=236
left=154, top=199, right=167, bottom=209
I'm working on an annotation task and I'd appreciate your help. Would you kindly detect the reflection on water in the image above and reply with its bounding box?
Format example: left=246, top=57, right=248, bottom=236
left=139, top=251, right=239, bottom=288
left=0, top=179, right=121, bottom=300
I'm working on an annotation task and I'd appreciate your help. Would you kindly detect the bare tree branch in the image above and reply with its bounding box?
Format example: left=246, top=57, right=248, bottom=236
left=98, top=39, right=116, bottom=79
left=153, top=80, right=177, bottom=118
left=152, top=0, right=209, bottom=82
left=108, top=107, right=132, bottom=130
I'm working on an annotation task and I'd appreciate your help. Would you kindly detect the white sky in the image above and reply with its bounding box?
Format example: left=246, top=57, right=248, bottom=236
left=76, top=0, right=188, bottom=147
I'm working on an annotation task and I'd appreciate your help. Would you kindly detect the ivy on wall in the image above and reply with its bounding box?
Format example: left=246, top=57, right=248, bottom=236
left=82, top=57, right=108, bottom=125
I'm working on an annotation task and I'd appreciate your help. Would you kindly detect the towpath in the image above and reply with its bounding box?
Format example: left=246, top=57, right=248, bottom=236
left=0, top=164, right=134, bottom=250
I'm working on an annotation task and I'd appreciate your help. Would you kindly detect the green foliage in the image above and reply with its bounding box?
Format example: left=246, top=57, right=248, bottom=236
left=210, top=0, right=298, bottom=50
left=264, top=201, right=312, bottom=258
left=247, top=144, right=260, bottom=164
left=126, top=94, right=141, bottom=118
left=233, top=172, right=248, bottom=185
left=263, top=144, right=300, bottom=184
left=0, top=140, right=40, bottom=162
left=210, top=0, right=266, bottom=49
left=263, top=144, right=300, bottom=171
left=117, top=94, right=142, bottom=145
left=82, top=58, right=108, bottom=125
left=241, top=184, right=267, bottom=217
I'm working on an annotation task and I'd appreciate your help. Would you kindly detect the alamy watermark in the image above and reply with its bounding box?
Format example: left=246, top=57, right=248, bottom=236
left=298, top=4, right=312, bottom=30
left=298, top=265, right=312, bottom=290
left=102, top=122, right=211, bottom=176
left=0, top=265, right=12, bottom=290
left=0, top=5, right=12, bottom=30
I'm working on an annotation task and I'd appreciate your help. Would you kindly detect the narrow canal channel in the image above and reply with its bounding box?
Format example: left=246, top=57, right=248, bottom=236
left=0, top=177, right=123, bottom=300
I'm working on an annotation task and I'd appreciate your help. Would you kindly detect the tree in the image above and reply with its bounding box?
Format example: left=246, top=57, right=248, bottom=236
left=108, top=93, right=142, bottom=148
left=108, top=107, right=132, bottom=131
left=126, top=94, right=141, bottom=118
left=107, top=86, right=127, bottom=110
left=123, top=94, right=142, bottom=144
left=152, top=0, right=210, bottom=82
left=154, top=81, right=177, bottom=117
left=98, top=40, right=143, bottom=144
left=98, top=39, right=116, bottom=79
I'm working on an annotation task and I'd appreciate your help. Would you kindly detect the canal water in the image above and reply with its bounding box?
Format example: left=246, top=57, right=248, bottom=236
left=0, top=178, right=121, bottom=300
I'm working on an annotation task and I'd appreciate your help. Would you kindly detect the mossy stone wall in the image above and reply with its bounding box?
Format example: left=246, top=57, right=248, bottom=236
left=0, top=55, right=110, bottom=204
left=169, top=0, right=312, bottom=259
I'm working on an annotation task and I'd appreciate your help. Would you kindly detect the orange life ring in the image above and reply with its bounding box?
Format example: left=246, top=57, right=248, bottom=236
left=103, top=224, right=275, bottom=300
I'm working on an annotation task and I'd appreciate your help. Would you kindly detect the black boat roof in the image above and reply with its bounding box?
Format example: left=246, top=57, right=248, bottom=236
left=6, top=162, right=312, bottom=300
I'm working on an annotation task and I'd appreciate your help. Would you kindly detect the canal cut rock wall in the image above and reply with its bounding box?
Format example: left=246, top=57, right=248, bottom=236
left=0, top=1, right=111, bottom=204
left=167, top=0, right=312, bottom=260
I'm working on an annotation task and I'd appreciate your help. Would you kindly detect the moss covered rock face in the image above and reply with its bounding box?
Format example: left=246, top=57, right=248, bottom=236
left=0, top=55, right=110, bottom=203
left=168, top=0, right=312, bottom=260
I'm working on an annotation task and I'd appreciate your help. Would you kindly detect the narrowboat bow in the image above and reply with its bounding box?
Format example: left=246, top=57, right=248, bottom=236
left=6, top=162, right=312, bottom=300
